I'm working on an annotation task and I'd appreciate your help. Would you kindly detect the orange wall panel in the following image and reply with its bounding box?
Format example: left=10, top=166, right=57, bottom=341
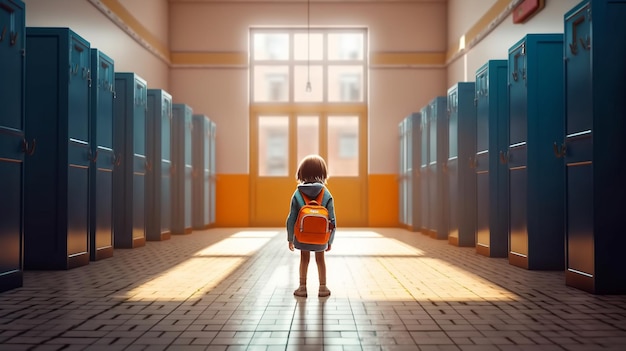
left=368, top=174, right=398, bottom=227
left=216, top=174, right=250, bottom=227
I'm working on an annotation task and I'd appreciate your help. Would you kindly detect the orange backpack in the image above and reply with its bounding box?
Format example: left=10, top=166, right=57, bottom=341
left=295, top=189, right=331, bottom=245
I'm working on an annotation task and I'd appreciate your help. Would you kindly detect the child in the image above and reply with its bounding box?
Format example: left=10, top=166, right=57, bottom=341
left=286, top=154, right=336, bottom=298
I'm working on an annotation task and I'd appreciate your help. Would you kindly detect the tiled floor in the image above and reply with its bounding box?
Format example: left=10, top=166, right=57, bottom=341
left=1, top=228, right=626, bottom=351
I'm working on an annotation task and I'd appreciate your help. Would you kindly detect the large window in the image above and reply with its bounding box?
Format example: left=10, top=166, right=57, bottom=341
left=251, top=28, right=367, bottom=104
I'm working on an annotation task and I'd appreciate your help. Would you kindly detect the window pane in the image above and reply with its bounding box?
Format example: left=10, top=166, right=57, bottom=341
left=297, top=116, right=319, bottom=163
left=253, top=66, right=289, bottom=102
left=328, top=65, right=363, bottom=102
left=327, top=116, right=358, bottom=176
left=258, top=116, right=288, bottom=176
left=294, top=65, right=323, bottom=102
left=328, top=33, right=363, bottom=60
left=253, top=33, right=289, bottom=60
left=294, top=33, right=324, bottom=61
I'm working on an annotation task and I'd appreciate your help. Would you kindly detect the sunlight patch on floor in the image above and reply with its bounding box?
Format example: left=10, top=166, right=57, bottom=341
left=124, top=230, right=280, bottom=301
left=328, top=230, right=520, bottom=302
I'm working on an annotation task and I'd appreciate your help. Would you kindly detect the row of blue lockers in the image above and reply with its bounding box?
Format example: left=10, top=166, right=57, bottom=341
left=398, top=0, right=626, bottom=294
left=0, top=0, right=217, bottom=293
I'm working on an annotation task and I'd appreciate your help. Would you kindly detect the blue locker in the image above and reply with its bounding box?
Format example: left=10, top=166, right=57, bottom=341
left=398, top=113, right=421, bottom=231
left=398, top=118, right=408, bottom=227
left=0, top=0, right=25, bottom=291
left=447, top=82, right=477, bottom=247
left=208, top=120, right=216, bottom=226
left=146, top=89, right=173, bottom=241
left=564, top=0, right=626, bottom=294
left=24, top=27, right=91, bottom=269
left=419, top=105, right=429, bottom=234
left=113, top=73, right=147, bottom=248
left=409, top=113, right=422, bottom=232
left=89, top=49, right=115, bottom=261
left=507, top=34, right=565, bottom=270
left=474, top=60, right=509, bottom=258
left=426, top=96, right=448, bottom=240
left=192, top=114, right=211, bottom=230
left=172, top=103, right=193, bottom=234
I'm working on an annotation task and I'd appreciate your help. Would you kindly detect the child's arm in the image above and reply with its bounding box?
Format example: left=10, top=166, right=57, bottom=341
left=285, top=193, right=299, bottom=246
left=326, top=197, right=337, bottom=246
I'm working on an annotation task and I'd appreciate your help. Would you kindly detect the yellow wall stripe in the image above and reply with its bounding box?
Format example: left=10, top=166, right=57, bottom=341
left=370, top=52, right=446, bottom=67
left=170, top=52, right=248, bottom=66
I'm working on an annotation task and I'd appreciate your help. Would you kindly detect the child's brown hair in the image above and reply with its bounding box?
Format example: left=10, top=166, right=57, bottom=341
left=296, top=154, right=328, bottom=184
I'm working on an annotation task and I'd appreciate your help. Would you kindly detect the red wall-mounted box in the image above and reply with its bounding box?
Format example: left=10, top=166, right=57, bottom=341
left=513, top=0, right=545, bottom=24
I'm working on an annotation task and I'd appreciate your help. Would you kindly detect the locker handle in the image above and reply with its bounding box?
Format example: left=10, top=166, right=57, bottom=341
left=553, top=142, right=567, bottom=158
left=0, top=27, right=5, bottom=42
left=579, top=37, right=590, bottom=51
left=22, top=138, right=36, bottom=156
left=499, top=150, right=509, bottom=164
left=10, top=31, right=17, bottom=46
left=113, top=153, right=122, bottom=167
left=512, top=50, right=525, bottom=82
left=146, top=160, right=153, bottom=172
left=469, top=156, right=477, bottom=169
left=89, top=149, right=98, bottom=163
left=569, top=16, right=585, bottom=55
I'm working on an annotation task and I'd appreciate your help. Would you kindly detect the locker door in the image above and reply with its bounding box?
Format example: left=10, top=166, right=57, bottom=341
left=409, top=113, right=421, bottom=232
left=172, top=104, right=193, bottom=234
left=398, top=119, right=406, bottom=226
left=113, top=72, right=146, bottom=248
left=508, top=39, right=529, bottom=263
left=192, top=114, right=207, bottom=230
left=209, top=121, right=216, bottom=225
left=66, top=33, right=90, bottom=264
left=447, top=88, right=459, bottom=243
left=401, top=116, right=414, bottom=228
left=161, top=94, right=172, bottom=235
left=203, top=119, right=211, bottom=226
left=475, top=60, right=509, bottom=258
left=0, top=0, right=25, bottom=292
left=89, top=49, right=115, bottom=260
left=451, top=82, right=476, bottom=247
left=564, top=2, right=594, bottom=286
left=133, top=80, right=147, bottom=243
left=475, top=67, right=490, bottom=253
left=427, top=102, right=438, bottom=237
left=430, top=96, right=448, bottom=240
left=419, top=106, right=429, bottom=234
left=184, top=110, right=193, bottom=231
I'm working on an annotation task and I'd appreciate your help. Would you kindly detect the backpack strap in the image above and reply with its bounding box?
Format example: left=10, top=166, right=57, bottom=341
left=296, top=188, right=325, bottom=206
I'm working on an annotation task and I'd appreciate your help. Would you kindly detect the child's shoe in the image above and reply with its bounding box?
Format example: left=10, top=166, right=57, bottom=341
left=293, top=285, right=307, bottom=297
left=318, top=285, right=331, bottom=297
